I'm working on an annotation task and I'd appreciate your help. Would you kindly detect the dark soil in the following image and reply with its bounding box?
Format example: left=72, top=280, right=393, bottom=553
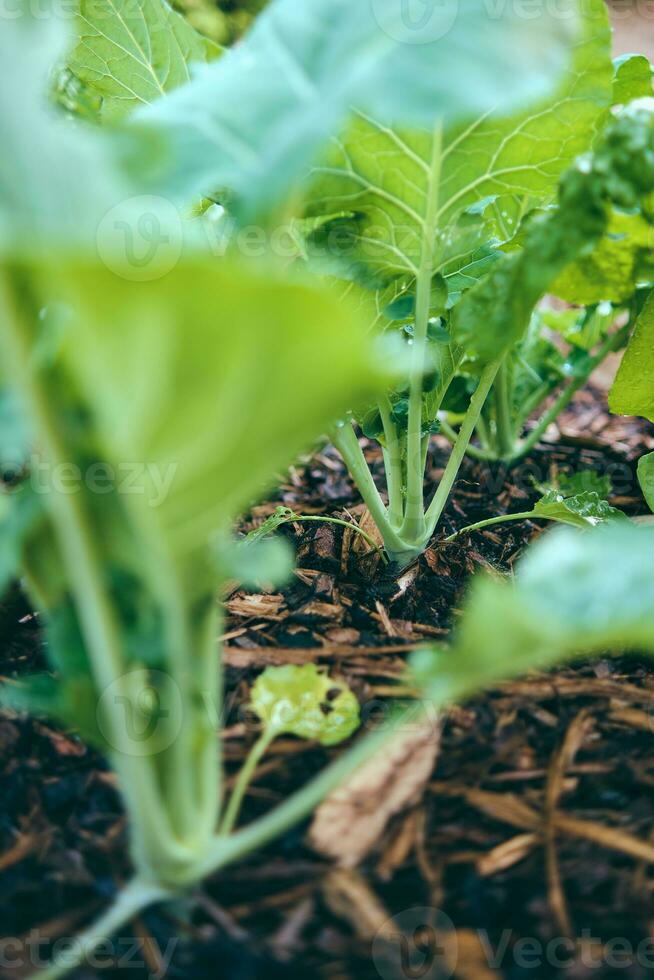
left=1, top=385, right=654, bottom=980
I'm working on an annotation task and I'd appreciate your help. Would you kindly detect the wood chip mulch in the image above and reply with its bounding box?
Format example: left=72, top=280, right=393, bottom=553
left=1, top=384, right=654, bottom=979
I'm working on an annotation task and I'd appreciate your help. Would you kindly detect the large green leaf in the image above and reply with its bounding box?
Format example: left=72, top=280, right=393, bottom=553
left=412, top=523, right=654, bottom=703
left=0, top=15, right=129, bottom=248
left=30, top=256, right=384, bottom=561
left=63, top=0, right=221, bottom=122
left=609, top=291, right=654, bottom=422
left=137, top=0, right=582, bottom=214
left=306, top=0, right=611, bottom=284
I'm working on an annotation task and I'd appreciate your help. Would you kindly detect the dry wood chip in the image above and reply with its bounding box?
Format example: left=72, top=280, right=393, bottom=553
left=455, top=930, right=503, bottom=980
left=544, top=711, right=594, bottom=936
left=324, top=627, right=360, bottom=645
left=440, top=787, right=654, bottom=868
left=607, top=706, right=654, bottom=732
left=310, top=719, right=442, bottom=867
left=352, top=507, right=385, bottom=558
left=322, top=869, right=392, bottom=940
left=297, top=600, right=344, bottom=623
left=374, top=600, right=398, bottom=638
left=477, top=832, right=539, bottom=877
left=376, top=808, right=421, bottom=881
left=310, top=523, right=336, bottom=559
left=227, top=593, right=286, bottom=620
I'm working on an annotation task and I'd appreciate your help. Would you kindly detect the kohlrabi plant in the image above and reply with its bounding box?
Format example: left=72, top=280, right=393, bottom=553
left=0, top=1, right=596, bottom=975
left=313, top=48, right=654, bottom=564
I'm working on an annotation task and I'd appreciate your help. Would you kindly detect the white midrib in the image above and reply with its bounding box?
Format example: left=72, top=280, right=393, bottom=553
left=401, top=121, right=444, bottom=543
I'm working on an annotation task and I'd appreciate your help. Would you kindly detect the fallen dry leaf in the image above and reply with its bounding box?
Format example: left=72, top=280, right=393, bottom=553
left=309, top=718, right=442, bottom=867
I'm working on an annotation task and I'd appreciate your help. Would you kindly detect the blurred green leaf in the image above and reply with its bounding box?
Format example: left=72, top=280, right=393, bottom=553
left=552, top=210, right=654, bottom=305
left=250, top=664, right=360, bottom=746
left=22, top=256, right=384, bottom=564
left=412, top=524, right=654, bottom=703
left=0, top=672, right=104, bottom=746
left=555, top=470, right=612, bottom=499
left=610, top=289, right=654, bottom=422
left=214, top=534, right=294, bottom=588
left=613, top=53, right=653, bottom=104
left=137, top=0, right=584, bottom=214
left=637, top=452, right=654, bottom=513
left=0, top=485, right=45, bottom=600
left=539, top=303, right=616, bottom=351
left=0, top=14, right=130, bottom=248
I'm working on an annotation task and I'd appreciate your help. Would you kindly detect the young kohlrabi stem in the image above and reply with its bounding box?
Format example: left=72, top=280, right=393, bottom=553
left=378, top=393, right=404, bottom=527
left=511, top=321, right=632, bottom=461
left=330, top=420, right=414, bottom=563
left=34, top=878, right=174, bottom=980
left=402, top=122, right=443, bottom=544
left=438, top=417, right=495, bottom=462
left=424, top=357, right=503, bottom=540
left=445, top=511, right=537, bottom=541
left=332, top=358, right=502, bottom=565
left=0, top=273, right=216, bottom=883
left=219, top=726, right=277, bottom=835
left=493, top=358, right=516, bottom=459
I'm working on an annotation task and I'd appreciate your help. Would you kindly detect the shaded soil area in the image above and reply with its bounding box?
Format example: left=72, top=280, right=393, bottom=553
left=1, top=388, right=654, bottom=980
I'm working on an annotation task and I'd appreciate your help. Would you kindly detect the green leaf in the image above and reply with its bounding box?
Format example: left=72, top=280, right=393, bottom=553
left=555, top=470, right=612, bottom=498
left=539, top=303, right=616, bottom=351
left=0, top=485, right=45, bottom=600
left=137, top=0, right=583, bottom=214
left=0, top=14, right=130, bottom=248
left=0, top=673, right=104, bottom=746
left=62, top=0, right=221, bottom=122
left=412, top=523, right=654, bottom=703
left=250, top=664, right=360, bottom=746
left=0, top=386, right=33, bottom=476
left=613, top=54, right=653, bottom=104
left=305, top=0, right=611, bottom=286
left=609, top=290, right=654, bottom=422
left=214, top=534, right=294, bottom=588
left=23, top=255, right=384, bottom=564
left=532, top=490, right=625, bottom=528
left=244, top=506, right=299, bottom=544
left=637, top=452, right=654, bottom=513
left=552, top=210, right=654, bottom=305
left=453, top=106, right=654, bottom=361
